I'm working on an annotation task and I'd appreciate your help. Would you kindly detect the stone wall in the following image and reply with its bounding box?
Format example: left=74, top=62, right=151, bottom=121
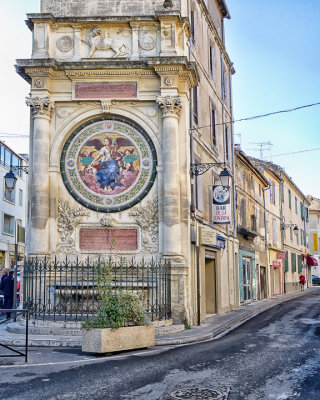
left=40, top=0, right=181, bottom=17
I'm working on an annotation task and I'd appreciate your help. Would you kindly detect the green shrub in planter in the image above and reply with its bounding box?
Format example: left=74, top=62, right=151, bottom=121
left=83, top=291, right=150, bottom=329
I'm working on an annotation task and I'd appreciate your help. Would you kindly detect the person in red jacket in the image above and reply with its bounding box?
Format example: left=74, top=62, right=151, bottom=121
left=299, top=273, right=306, bottom=291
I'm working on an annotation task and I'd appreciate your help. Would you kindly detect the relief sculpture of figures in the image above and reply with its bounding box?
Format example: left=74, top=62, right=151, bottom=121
left=83, top=27, right=130, bottom=58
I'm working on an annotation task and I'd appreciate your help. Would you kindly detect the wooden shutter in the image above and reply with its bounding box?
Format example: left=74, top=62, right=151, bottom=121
left=298, top=254, right=302, bottom=273
left=284, top=251, right=289, bottom=272
left=291, top=253, right=296, bottom=272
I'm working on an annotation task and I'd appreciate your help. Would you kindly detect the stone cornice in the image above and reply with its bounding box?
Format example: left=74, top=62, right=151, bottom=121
left=26, top=12, right=188, bottom=27
left=16, top=57, right=199, bottom=87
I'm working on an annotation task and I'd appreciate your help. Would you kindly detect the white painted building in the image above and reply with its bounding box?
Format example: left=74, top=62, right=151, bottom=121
left=0, top=141, right=28, bottom=269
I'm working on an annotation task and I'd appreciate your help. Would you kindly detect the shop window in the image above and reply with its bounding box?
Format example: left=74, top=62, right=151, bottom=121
left=4, top=184, right=15, bottom=204
left=3, top=214, right=15, bottom=236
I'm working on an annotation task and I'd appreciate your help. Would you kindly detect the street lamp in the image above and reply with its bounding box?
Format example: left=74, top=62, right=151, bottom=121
left=190, top=163, right=231, bottom=188
left=219, top=168, right=231, bottom=188
left=281, top=223, right=299, bottom=232
left=4, top=165, right=28, bottom=320
left=4, top=169, right=17, bottom=192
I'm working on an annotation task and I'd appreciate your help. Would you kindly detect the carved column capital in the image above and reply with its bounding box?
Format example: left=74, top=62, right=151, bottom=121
left=26, top=96, right=54, bottom=119
left=156, top=95, right=182, bottom=118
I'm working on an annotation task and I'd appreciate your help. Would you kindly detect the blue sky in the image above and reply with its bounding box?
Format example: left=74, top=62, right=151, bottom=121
left=225, top=0, right=320, bottom=197
left=0, top=1, right=319, bottom=197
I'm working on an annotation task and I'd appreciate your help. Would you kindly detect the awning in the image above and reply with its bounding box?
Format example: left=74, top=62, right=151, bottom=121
left=306, top=255, right=318, bottom=266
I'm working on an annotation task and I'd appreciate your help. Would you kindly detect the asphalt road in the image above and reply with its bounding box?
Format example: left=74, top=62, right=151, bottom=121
left=1, top=291, right=320, bottom=399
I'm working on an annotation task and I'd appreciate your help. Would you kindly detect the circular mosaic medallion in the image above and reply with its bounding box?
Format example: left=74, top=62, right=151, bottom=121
left=61, top=117, right=157, bottom=213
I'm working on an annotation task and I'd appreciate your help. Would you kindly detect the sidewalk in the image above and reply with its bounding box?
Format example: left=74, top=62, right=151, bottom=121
left=156, top=286, right=320, bottom=345
left=0, top=287, right=318, bottom=348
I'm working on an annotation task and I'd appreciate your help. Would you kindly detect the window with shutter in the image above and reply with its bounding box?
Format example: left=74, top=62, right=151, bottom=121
left=273, top=219, right=277, bottom=245
left=191, top=11, right=197, bottom=45
left=210, top=104, right=217, bottom=147
left=291, top=253, right=296, bottom=272
left=225, top=127, right=229, bottom=161
left=241, top=198, right=246, bottom=226
left=193, top=87, right=198, bottom=125
left=288, top=189, right=291, bottom=209
left=209, top=46, right=215, bottom=79
left=298, top=255, right=302, bottom=273
left=284, top=251, right=289, bottom=272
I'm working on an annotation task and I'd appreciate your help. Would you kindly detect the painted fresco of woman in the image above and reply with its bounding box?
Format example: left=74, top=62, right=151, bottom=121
left=88, top=137, right=121, bottom=191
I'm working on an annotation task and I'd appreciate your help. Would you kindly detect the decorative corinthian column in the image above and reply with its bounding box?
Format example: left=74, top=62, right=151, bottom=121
left=156, top=95, right=182, bottom=256
left=26, top=96, right=54, bottom=256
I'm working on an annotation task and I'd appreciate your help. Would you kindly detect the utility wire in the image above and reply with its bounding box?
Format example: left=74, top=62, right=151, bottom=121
left=0, top=133, right=29, bottom=138
left=271, top=147, right=320, bottom=158
left=189, top=101, right=320, bottom=131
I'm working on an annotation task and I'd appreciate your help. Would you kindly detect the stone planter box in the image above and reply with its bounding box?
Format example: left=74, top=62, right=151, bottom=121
left=82, top=325, right=155, bottom=353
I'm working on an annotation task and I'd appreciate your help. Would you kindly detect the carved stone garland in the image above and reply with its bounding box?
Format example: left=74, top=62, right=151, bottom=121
left=57, top=198, right=89, bottom=254
left=129, top=200, right=159, bottom=254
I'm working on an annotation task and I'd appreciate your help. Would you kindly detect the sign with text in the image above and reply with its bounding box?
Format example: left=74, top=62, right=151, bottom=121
left=79, top=228, right=137, bottom=251
left=276, top=252, right=287, bottom=260
left=75, top=82, right=137, bottom=99
left=216, top=235, right=226, bottom=249
left=272, top=261, right=281, bottom=267
left=200, top=227, right=215, bottom=246
left=313, top=233, right=319, bottom=251
left=212, top=185, right=231, bottom=224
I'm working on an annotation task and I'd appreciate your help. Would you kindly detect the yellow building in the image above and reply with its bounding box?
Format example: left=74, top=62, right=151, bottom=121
left=235, top=150, right=269, bottom=302
left=250, top=159, right=311, bottom=294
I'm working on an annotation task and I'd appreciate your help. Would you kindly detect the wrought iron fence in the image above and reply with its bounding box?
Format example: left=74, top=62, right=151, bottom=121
left=23, top=257, right=171, bottom=322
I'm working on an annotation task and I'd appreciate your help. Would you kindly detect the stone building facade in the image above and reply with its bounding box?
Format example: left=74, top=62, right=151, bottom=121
left=250, top=158, right=311, bottom=294
left=307, top=196, right=320, bottom=277
left=235, top=150, right=268, bottom=303
left=16, top=0, right=238, bottom=324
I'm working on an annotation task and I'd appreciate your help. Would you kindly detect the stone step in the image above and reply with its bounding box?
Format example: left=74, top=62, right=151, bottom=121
left=7, top=322, right=82, bottom=336
left=155, top=324, right=185, bottom=335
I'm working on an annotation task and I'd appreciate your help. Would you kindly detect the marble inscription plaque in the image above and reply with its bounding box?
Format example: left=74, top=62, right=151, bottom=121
left=80, top=228, right=138, bottom=250
left=75, top=82, right=137, bottom=99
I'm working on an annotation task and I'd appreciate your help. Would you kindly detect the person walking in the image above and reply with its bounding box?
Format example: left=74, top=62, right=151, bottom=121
left=299, top=273, right=306, bottom=291
left=0, top=269, right=8, bottom=309
left=1, top=270, right=14, bottom=318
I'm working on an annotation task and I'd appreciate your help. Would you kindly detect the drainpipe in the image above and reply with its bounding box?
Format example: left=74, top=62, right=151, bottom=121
left=279, top=175, right=286, bottom=293
left=263, top=186, right=270, bottom=298
left=229, top=64, right=237, bottom=307
left=303, top=200, right=307, bottom=285
left=187, top=0, right=200, bottom=324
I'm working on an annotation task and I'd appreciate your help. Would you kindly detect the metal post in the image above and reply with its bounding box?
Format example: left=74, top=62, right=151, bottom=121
left=196, top=245, right=201, bottom=326
left=13, top=223, right=18, bottom=322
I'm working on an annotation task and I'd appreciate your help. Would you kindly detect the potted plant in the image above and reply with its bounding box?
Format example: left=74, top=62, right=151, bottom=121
left=82, top=261, right=155, bottom=354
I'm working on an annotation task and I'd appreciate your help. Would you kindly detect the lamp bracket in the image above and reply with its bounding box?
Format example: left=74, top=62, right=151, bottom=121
left=191, top=162, right=225, bottom=176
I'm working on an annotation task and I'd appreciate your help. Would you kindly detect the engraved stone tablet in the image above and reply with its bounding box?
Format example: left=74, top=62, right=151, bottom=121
left=79, top=228, right=138, bottom=250
left=75, top=82, right=137, bottom=99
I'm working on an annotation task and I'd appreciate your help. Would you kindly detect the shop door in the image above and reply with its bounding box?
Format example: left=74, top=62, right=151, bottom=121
left=260, top=266, right=266, bottom=299
left=205, top=258, right=216, bottom=314
left=243, top=258, right=252, bottom=302
left=273, top=267, right=280, bottom=295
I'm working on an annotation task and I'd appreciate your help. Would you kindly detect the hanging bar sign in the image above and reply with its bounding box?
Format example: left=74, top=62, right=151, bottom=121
left=212, top=185, right=231, bottom=224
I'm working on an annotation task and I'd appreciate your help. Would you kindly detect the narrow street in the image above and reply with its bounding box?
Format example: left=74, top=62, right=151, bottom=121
left=1, top=291, right=320, bottom=399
